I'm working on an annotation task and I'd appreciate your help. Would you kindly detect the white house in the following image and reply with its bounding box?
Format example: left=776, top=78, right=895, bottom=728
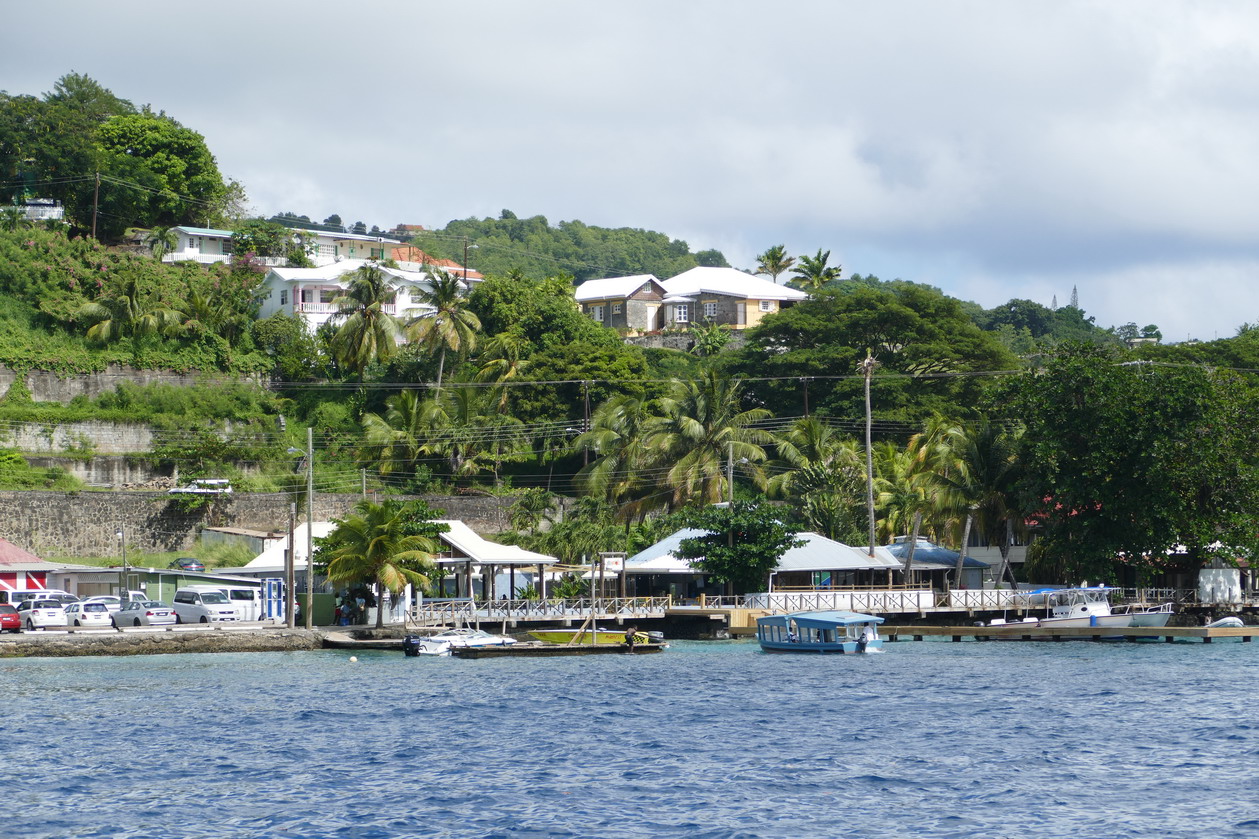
left=257, top=260, right=469, bottom=334
left=164, top=225, right=400, bottom=267
left=574, top=274, right=667, bottom=333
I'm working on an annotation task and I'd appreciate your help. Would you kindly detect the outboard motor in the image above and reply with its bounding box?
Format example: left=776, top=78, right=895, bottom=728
left=402, top=635, right=422, bottom=657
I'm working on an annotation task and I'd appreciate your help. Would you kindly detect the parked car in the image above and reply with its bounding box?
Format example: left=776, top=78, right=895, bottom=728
left=167, top=479, right=232, bottom=495
left=42, top=592, right=81, bottom=606
left=113, top=600, right=177, bottom=627
left=0, top=604, right=20, bottom=633
left=16, top=599, right=66, bottom=630
left=81, top=596, right=122, bottom=612
left=168, top=557, right=206, bottom=573
left=63, top=601, right=112, bottom=628
left=172, top=589, right=238, bottom=624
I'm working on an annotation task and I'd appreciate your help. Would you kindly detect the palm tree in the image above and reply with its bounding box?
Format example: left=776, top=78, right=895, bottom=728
left=360, top=389, right=428, bottom=476
left=475, top=329, right=530, bottom=411
left=644, top=370, right=774, bottom=509
left=407, top=269, right=481, bottom=394
left=755, top=244, right=796, bottom=284
left=146, top=226, right=178, bottom=262
left=0, top=207, right=24, bottom=232
left=329, top=265, right=404, bottom=378
left=76, top=276, right=184, bottom=344
left=789, top=248, right=842, bottom=291
left=575, top=395, right=657, bottom=521
left=319, top=500, right=440, bottom=628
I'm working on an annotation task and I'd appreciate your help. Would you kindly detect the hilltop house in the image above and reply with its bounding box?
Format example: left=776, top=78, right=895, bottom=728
left=574, top=274, right=668, bottom=332
left=257, top=260, right=470, bottom=334
left=164, top=225, right=399, bottom=267
left=575, top=266, right=807, bottom=333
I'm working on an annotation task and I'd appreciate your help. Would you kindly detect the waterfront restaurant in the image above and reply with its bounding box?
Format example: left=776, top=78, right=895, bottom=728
left=621, top=529, right=905, bottom=600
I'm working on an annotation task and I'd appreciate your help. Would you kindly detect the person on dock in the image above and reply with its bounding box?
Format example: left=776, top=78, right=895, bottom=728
left=624, top=625, right=638, bottom=652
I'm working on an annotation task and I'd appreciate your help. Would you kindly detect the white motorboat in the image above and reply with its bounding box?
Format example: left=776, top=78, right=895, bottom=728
left=1123, top=602, right=1175, bottom=628
left=989, top=586, right=1131, bottom=630
left=412, top=628, right=517, bottom=656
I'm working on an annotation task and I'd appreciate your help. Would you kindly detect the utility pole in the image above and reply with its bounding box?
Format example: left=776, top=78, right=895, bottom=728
left=862, top=352, right=878, bottom=557
left=305, top=426, right=314, bottom=630
left=727, top=440, right=734, bottom=505
left=91, top=171, right=100, bottom=240
left=286, top=504, right=295, bottom=629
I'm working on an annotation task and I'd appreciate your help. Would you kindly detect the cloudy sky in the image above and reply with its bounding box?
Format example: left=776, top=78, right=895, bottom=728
left=6, top=1, right=1259, bottom=340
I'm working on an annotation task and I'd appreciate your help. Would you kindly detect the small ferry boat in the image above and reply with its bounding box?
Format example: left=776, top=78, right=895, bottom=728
left=756, top=611, right=884, bottom=654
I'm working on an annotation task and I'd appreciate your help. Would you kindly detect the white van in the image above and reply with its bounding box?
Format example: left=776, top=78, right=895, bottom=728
left=0, top=588, right=74, bottom=607
left=179, top=584, right=261, bottom=621
left=172, top=588, right=239, bottom=623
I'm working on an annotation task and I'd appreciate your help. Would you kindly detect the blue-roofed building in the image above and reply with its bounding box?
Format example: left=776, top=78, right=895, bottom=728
left=886, top=537, right=989, bottom=590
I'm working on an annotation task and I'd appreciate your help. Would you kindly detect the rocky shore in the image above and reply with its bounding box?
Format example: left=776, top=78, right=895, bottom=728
left=0, top=626, right=326, bottom=658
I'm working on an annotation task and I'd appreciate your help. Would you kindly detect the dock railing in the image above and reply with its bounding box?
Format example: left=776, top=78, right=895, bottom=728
left=743, top=589, right=937, bottom=613
left=411, top=596, right=673, bottom=627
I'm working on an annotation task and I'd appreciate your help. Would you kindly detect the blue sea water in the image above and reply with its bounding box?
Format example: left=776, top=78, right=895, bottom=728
left=2, top=639, right=1258, bottom=839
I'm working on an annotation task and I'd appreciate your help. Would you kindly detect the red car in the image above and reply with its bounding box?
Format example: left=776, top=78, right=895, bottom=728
left=0, top=603, right=20, bottom=632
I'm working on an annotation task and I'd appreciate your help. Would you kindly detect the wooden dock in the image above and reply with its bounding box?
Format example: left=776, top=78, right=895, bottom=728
left=449, top=642, right=666, bottom=659
left=879, top=624, right=1259, bottom=643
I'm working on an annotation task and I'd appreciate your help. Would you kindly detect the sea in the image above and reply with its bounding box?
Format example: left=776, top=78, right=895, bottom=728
left=3, top=638, right=1257, bottom=839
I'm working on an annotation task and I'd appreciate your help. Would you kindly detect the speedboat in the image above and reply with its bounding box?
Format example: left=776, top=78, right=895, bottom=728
left=989, top=586, right=1130, bottom=630
left=413, top=628, right=517, bottom=656
left=1123, top=602, right=1175, bottom=628
left=756, top=611, right=884, bottom=654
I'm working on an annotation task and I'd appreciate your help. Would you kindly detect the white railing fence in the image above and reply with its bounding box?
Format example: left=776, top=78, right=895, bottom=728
left=410, top=596, right=673, bottom=626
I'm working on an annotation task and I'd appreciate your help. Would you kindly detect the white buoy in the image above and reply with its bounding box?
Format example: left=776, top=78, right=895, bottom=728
left=349, top=656, right=358, bottom=663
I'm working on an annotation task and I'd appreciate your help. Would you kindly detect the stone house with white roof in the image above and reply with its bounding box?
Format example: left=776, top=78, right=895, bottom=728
left=574, top=274, right=668, bottom=333
left=575, top=266, right=808, bottom=333
left=257, top=260, right=469, bottom=334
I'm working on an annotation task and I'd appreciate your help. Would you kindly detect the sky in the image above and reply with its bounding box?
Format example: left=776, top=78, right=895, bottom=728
left=5, top=0, right=1259, bottom=341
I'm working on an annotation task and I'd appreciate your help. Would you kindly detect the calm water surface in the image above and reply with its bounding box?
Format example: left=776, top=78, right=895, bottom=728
left=3, top=639, right=1258, bottom=838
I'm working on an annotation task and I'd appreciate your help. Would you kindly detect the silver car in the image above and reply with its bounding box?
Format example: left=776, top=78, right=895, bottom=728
left=113, top=600, right=178, bottom=628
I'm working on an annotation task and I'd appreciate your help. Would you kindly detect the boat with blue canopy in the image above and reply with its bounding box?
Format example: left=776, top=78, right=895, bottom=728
left=756, top=610, right=884, bottom=654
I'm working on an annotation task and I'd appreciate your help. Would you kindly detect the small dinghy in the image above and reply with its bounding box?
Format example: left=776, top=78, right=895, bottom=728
left=1205, top=616, right=1244, bottom=628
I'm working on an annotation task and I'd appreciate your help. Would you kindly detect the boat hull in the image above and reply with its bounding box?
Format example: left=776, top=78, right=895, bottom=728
left=759, top=639, right=884, bottom=654
left=528, top=629, right=646, bottom=645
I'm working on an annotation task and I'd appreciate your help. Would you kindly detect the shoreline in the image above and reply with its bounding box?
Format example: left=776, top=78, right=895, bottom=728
left=0, top=626, right=326, bottom=658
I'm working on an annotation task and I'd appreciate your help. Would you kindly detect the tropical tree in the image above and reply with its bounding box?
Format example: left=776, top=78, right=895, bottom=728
left=644, top=370, right=774, bottom=509
left=767, top=417, right=865, bottom=541
left=789, top=248, right=841, bottom=291
left=674, top=500, right=805, bottom=594
left=475, top=329, right=530, bottom=411
left=329, top=264, right=404, bottom=378
left=0, top=207, right=23, bottom=232
left=146, top=226, right=177, bottom=262
left=317, top=499, right=443, bottom=628
left=75, top=275, right=184, bottom=344
left=755, top=244, right=796, bottom=283
left=689, top=321, right=732, bottom=357
left=360, top=389, right=429, bottom=477
left=407, top=269, right=481, bottom=394
left=575, top=395, right=658, bottom=521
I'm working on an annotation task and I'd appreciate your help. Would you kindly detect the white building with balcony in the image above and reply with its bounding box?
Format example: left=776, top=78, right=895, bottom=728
left=165, top=226, right=399, bottom=267
left=257, top=260, right=468, bottom=334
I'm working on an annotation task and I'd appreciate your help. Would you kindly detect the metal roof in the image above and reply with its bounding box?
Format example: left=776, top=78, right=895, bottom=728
left=625, top=529, right=902, bottom=575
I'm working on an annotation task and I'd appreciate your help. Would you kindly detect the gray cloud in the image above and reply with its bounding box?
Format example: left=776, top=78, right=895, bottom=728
left=5, top=0, right=1259, bottom=340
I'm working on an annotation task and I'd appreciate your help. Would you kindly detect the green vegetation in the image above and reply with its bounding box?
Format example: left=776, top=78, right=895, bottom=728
left=8, top=72, right=1259, bottom=590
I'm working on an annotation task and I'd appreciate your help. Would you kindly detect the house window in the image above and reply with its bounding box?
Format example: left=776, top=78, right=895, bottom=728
left=592, top=305, right=604, bottom=323
left=612, top=303, right=622, bottom=315
left=760, top=300, right=775, bottom=312
left=703, top=302, right=718, bottom=318
left=319, top=288, right=338, bottom=304
left=675, top=304, right=689, bottom=323
left=280, top=290, right=288, bottom=306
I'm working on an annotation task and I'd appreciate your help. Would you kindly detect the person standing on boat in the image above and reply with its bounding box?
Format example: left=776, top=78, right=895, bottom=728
left=624, top=625, right=638, bottom=652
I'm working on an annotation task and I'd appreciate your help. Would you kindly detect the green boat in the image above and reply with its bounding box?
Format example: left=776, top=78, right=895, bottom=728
left=527, top=627, right=661, bottom=645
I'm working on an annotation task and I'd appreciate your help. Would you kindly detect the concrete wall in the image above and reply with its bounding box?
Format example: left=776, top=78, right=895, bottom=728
left=0, top=491, right=515, bottom=558
left=0, top=421, right=154, bottom=454
left=0, top=364, right=261, bottom=405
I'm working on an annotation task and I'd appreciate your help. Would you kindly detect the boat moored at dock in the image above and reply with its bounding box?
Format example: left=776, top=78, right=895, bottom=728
left=756, top=611, right=884, bottom=654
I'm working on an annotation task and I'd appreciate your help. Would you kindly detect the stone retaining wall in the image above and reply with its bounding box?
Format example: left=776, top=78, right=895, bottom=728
left=0, top=627, right=324, bottom=658
left=0, top=364, right=262, bottom=405
left=0, top=490, right=515, bottom=557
